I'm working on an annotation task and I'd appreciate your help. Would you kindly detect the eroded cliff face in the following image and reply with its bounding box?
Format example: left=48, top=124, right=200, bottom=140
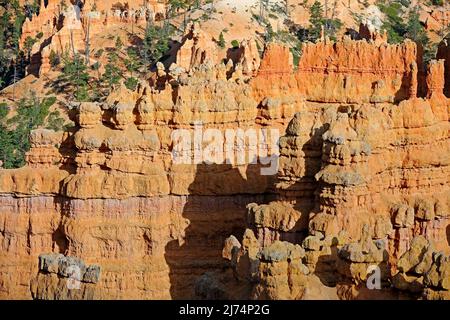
left=0, top=46, right=295, bottom=299
left=253, top=38, right=421, bottom=104
left=223, top=39, right=450, bottom=300
left=1, top=30, right=449, bottom=300
left=20, top=0, right=167, bottom=76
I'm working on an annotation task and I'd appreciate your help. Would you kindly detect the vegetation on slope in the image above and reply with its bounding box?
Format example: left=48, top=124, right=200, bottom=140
left=0, top=93, right=66, bottom=169
left=377, top=0, right=446, bottom=65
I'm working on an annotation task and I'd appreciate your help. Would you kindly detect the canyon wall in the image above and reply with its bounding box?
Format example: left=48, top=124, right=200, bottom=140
left=1, top=32, right=449, bottom=299
left=224, top=40, right=450, bottom=300
left=253, top=38, right=421, bottom=104
left=0, top=54, right=295, bottom=299
left=20, top=0, right=167, bottom=76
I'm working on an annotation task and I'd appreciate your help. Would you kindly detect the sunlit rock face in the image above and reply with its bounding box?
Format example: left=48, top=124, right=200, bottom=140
left=1, top=22, right=449, bottom=300
left=20, top=0, right=168, bottom=76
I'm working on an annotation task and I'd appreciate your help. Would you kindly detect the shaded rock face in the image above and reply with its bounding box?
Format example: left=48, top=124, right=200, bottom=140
left=0, top=56, right=291, bottom=299
left=437, top=39, right=450, bottom=98
left=1, top=35, right=450, bottom=300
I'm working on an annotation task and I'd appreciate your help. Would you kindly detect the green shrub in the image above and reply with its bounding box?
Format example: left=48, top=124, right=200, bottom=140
left=290, top=42, right=303, bottom=67
left=377, top=1, right=407, bottom=43
left=218, top=32, right=226, bottom=48
left=0, top=93, right=61, bottom=168
left=46, top=110, right=65, bottom=131
left=0, top=103, right=8, bottom=120
left=49, top=50, right=60, bottom=68
left=141, top=25, right=172, bottom=66
left=124, top=77, right=138, bottom=91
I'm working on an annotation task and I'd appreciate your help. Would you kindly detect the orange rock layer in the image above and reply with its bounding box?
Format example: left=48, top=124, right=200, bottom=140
left=20, top=0, right=167, bottom=76
left=1, top=35, right=449, bottom=299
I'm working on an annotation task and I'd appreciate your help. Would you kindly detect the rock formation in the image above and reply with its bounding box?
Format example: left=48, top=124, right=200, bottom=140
left=1, top=26, right=449, bottom=300
left=175, top=23, right=220, bottom=72
left=221, top=35, right=450, bottom=300
left=20, top=0, right=168, bottom=76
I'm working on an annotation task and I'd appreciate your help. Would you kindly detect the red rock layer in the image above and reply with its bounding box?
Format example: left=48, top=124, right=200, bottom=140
left=224, top=54, right=450, bottom=300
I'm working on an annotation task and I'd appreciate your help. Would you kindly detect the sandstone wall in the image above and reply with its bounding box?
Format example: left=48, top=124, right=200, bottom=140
left=296, top=40, right=420, bottom=103
left=0, top=59, right=293, bottom=299
left=223, top=54, right=450, bottom=300
left=1, top=36, right=449, bottom=300
left=252, top=38, right=422, bottom=106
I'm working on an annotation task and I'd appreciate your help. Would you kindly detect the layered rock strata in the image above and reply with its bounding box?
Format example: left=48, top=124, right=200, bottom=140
left=222, top=43, right=450, bottom=300
left=1, top=34, right=449, bottom=300
left=0, top=53, right=294, bottom=299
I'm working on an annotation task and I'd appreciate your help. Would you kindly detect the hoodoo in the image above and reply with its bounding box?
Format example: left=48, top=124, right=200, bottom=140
left=0, top=0, right=449, bottom=301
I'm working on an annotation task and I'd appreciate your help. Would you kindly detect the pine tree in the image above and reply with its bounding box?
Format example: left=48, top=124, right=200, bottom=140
left=0, top=93, right=58, bottom=168
left=0, top=12, right=8, bottom=88
left=11, top=2, right=25, bottom=53
left=309, top=1, right=324, bottom=42
left=115, top=36, right=124, bottom=51
left=102, top=50, right=121, bottom=90
left=264, top=23, right=275, bottom=42
left=49, top=50, right=60, bottom=68
left=125, top=47, right=141, bottom=78
left=168, top=0, right=187, bottom=17
left=218, top=32, right=226, bottom=48
left=378, top=1, right=407, bottom=44
left=406, top=9, right=429, bottom=45
left=406, top=8, right=433, bottom=64
left=124, top=77, right=138, bottom=91
left=23, top=36, right=37, bottom=61
left=58, top=53, right=90, bottom=101
left=0, top=1, right=27, bottom=89
left=141, top=24, right=171, bottom=67
left=168, top=0, right=190, bottom=30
